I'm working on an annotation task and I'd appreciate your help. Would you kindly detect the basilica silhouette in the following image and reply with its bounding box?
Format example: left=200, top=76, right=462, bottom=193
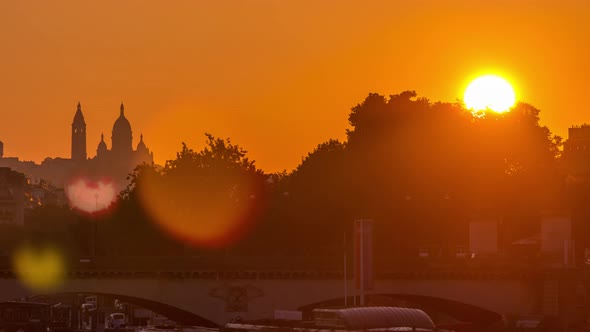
left=0, top=102, right=154, bottom=190
left=72, top=101, right=153, bottom=170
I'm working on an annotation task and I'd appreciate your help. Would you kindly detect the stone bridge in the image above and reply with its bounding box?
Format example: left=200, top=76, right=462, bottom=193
left=0, top=269, right=544, bottom=327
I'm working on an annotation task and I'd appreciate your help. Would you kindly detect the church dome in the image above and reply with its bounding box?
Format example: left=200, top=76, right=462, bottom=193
left=113, top=103, right=132, bottom=136
left=137, top=134, right=148, bottom=152
left=111, top=102, right=133, bottom=154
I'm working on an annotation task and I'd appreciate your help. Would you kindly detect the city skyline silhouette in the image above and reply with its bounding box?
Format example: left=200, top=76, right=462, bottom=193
left=0, top=101, right=153, bottom=190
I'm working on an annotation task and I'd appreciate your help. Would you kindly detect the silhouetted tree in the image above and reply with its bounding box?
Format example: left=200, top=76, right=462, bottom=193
left=120, top=133, right=267, bottom=253
left=264, top=139, right=350, bottom=255
left=281, top=91, right=563, bottom=261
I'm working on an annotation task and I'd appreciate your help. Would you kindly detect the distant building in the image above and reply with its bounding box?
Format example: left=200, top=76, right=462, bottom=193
left=87, top=103, right=154, bottom=180
left=71, top=102, right=87, bottom=162
left=26, top=179, right=67, bottom=209
left=565, top=125, right=590, bottom=151
left=0, top=167, right=25, bottom=226
left=0, top=102, right=154, bottom=192
left=469, top=217, right=499, bottom=255
left=563, top=124, right=590, bottom=177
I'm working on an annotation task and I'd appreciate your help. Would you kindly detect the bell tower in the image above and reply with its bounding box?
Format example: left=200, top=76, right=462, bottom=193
left=71, top=101, right=87, bottom=162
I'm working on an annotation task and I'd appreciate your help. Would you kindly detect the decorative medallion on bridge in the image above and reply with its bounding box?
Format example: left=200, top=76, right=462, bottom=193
left=209, top=284, right=264, bottom=312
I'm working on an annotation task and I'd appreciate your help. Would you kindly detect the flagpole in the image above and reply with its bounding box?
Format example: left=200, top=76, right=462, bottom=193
left=344, top=229, right=347, bottom=307
left=360, top=219, right=365, bottom=306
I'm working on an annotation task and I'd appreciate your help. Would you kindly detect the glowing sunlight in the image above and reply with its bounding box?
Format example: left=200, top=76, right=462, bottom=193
left=464, top=75, right=516, bottom=113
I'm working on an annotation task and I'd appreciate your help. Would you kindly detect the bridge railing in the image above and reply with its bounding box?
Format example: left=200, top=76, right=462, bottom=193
left=69, top=254, right=344, bottom=271
left=0, top=252, right=577, bottom=277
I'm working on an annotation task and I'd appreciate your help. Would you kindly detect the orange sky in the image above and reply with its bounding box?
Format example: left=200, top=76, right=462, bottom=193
left=0, top=0, right=588, bottom=172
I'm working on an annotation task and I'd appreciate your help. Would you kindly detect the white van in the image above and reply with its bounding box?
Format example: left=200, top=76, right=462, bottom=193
left=107, top=313, right=127, bottom=329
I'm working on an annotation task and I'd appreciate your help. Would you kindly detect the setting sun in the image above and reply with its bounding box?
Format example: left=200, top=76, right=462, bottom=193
left=464, top=75, right=516, bottom=113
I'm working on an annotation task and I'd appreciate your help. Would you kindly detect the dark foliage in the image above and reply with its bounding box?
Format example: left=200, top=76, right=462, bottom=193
left=19, top=91, right=567, bottom=269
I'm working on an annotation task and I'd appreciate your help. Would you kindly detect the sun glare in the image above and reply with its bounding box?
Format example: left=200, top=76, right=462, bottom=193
left=66, top=177, right=117, bottom=215
left=464, top=75, right=516, bottom=113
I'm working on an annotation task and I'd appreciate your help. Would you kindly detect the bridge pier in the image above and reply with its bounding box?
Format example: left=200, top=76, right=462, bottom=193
left=541, top=270, right=590, bottom=332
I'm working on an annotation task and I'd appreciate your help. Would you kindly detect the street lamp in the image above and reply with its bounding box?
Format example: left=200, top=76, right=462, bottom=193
left=92, top=193, right=98, bottom=258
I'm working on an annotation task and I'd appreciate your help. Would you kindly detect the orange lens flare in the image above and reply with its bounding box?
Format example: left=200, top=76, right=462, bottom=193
left=12, top=245, right=66, bottom=292
left=66, top=177, right=118, bottom=215
left=136, top=171, right=264, bottom=248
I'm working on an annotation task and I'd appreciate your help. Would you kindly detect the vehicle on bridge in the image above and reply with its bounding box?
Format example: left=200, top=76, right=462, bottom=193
left=106, top=313, right=127, bottom=329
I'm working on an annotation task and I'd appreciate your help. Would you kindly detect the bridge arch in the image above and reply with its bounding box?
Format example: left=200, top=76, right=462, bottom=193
left=0, top=273, right=535, bottom=326
left=29, top=292, right=218, bottom=327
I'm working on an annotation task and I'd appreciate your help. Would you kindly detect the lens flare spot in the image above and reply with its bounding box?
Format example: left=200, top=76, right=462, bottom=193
left=66, top=177, right=117, bottom=214
left=136, top=171, right=263, bottom=248
left=13, top=245, right=65, bottom=292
